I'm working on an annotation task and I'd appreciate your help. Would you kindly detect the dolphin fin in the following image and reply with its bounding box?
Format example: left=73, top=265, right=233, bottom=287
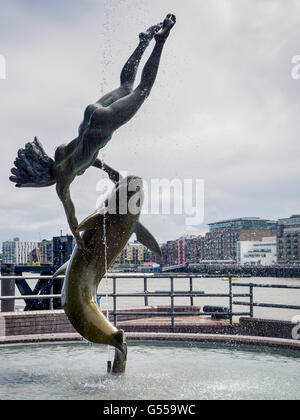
left=77, top=210, right=105, bottom=233
left=135, top=222, right=162, bottom=257
left=53, top=260, right=69, bottom=278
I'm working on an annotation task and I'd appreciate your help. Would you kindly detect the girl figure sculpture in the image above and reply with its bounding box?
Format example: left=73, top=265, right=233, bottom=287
left=10, top=14, right=176, bottom=250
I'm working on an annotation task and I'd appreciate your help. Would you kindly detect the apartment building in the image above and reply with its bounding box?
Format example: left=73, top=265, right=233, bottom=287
left=52, top=235, right=75, bottom=271
left=236, top=236, right=277, bottom=265
left=161, top=218, right=277, bottom=265
left=277, top=215, right=300, bottom=263
left=205, top=218, right=277, bottom=261
left=2, top=238, right=39, bottom=264
left=40, top=239, right=53, bottom=265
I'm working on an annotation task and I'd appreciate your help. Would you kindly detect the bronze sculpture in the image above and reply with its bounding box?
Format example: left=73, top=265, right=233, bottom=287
left=10, top=14, right=176, bottom=251
left=10, top=13, right=176, bottom=374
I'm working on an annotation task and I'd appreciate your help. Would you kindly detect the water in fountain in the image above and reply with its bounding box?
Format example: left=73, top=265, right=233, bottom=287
left=1, top=342, right=299, bottom=400
left=99, top=150, right=113, bottom=367
left=97, top=0, right=114, bottom=361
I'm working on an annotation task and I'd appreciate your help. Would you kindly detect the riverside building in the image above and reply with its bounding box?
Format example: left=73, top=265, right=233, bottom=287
left=277, top=215, right=300, bottom=263
left=161, top=236, right=195, bottom=266
left=119, top=240, right=161, bottom=266
left=52, top=235, right=74, bottom=271
left=204, top=217, right=277, bottom=261
left=40, top=239, right=53, bottom=265
left=162, top=217, right=278, bottom=265
left=236, top=236, right=277, bottom=265
left=2, top=238, right=39, bottom=264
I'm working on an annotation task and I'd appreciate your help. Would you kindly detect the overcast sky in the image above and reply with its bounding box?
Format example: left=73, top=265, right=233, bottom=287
left=1, top=0, right=300, bottom=244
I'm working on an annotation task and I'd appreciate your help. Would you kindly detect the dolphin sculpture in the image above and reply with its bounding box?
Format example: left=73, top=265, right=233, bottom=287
left=53, top=174, right=161, bottom=374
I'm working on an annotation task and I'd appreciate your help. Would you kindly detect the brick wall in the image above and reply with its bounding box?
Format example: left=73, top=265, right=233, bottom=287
left=0, top=310, right=297, bottom=340
left=239, top=317, right=297, bottom=339
left=0, top=310, right=76, bottom=336
left=0, top=306, right=201, bottom=337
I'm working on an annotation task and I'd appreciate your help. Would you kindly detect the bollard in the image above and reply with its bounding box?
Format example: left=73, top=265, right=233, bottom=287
left=1, top=278, right=15, bottom=312
left=1, top=264, right=15, bottom=312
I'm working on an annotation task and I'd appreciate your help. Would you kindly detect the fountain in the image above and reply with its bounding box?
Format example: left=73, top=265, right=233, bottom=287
left=0, top=341, right=299, bottom=400
left=5, top=12, right=300, bottom=401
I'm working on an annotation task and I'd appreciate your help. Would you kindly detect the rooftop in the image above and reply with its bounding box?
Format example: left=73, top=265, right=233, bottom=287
left=208, top=217, right=278, bottom=232
left=208, top=217, right=276, bottom=225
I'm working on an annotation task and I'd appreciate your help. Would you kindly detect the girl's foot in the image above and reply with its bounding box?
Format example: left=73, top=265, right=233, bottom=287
left=154, top=14, right=176, bottom=42
left=139, top=23, right=163, bottom=45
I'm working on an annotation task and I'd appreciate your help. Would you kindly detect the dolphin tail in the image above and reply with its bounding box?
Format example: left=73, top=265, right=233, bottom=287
left=113, top=329, right=127, bottom=356
left=135, top=221, right=162, bottom=257
left=9, top=137, right=55, bottom=188
left=112, top=345, right=127, bottom=374
left=112, top=329, right=127, bottom=373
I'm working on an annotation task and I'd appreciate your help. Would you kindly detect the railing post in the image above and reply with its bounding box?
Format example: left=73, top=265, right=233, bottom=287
left=229, top=275, right=233, bottom=327
left=113, top=277, right=117, bottom=327
left=170, top=276, right=175, bottom=332
left=249, top=284, right=254, bottom=318
left=189, top=277, right=194, bottom=306
left=50, top=283, right=54, bottom=310
left=144, top=277, right=148, bottom=307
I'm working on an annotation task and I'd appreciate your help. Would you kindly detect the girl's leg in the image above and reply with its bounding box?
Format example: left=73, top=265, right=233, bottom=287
left=78, top=23, right=162, bottom=136
left=97, top=23, right=162, bottom=107
left=101, top=14, right=176, bottom=131
left=56, top=180, right=85, bottom=250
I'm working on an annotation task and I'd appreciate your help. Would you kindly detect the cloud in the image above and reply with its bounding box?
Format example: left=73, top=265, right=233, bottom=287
left=1, top=0, right=300, bottom=244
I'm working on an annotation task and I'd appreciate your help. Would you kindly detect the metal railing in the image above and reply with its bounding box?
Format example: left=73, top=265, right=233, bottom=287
left=106, top=275, right=252, bottom=330
left=1, top=274, right=300, bottom=331
left=232, top=282, right=300, bottom=318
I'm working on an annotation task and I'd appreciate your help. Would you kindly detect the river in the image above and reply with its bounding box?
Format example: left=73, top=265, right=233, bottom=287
left=12, top=275, right=300, bottom=322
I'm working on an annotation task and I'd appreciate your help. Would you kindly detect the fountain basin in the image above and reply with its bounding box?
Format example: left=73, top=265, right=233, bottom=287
left=0, top=334, right=299, bottom=400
